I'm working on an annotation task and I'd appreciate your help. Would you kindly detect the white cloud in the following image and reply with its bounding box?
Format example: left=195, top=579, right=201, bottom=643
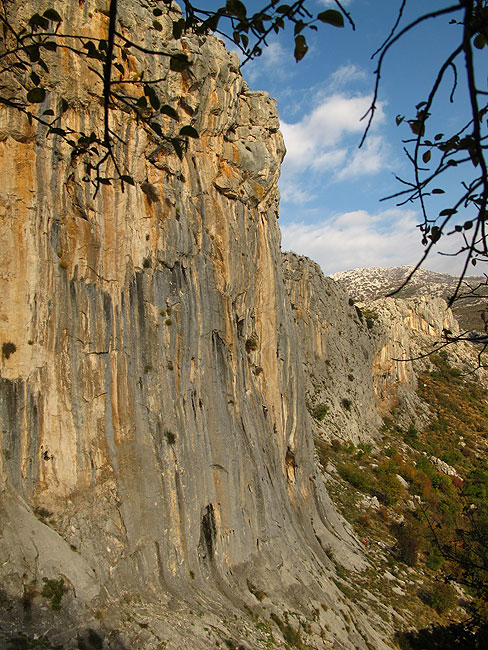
left=336, top=135, right=391, bottom=179
left=280, top=183, right=317, bottom=204
left=329, top=64, right=367, bottom=88
left=280, top=208, right=474, bottom=276
left=243, top=41, right=290, bottom=85
left=280, top=93, right=387, bottom=177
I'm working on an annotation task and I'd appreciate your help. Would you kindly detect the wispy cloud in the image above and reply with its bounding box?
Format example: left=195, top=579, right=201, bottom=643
left=280, top=91, right=389, bottom=184
left=336, top=135, right=391, bottom=179
left=318, top=0, right=353, bottom=6
left=280, top=183, right=317, bottom=204
left=244, top=41, right=291, bottom=85
left=329, top=64, right=367, bottom=88
left=280, top=208, right=471, bottom=276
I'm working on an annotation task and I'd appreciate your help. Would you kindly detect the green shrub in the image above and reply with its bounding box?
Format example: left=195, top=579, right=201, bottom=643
left=2, top=341, right=16, bottom=359
left=426, top=549, right=444, bottom=572
left=311, top=403, right=329, bottom=421
left=245, top=336, right=258, bottom=352
left=314, top=438, right=329, bottom=468
left=41, top=577, right=66, bottom=611
left=338, top=462, right=372, bottom=493
left=424, top=582, right=457, bottom=614
left=247, top=580, right=267, bottom=601
left=341, top=398, right=352, bottom=412
left=270, top=613, right=304, bottom=649
left=375, top=472, right=403, bottom=506
left=404, top=424, right=420, bottom=448
left=395, top=518, right=423, bottom=567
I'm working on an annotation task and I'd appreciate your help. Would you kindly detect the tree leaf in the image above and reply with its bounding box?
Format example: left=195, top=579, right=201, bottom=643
left=408, top=120, right=425, bottom=136
left=153, top=8, right=163, bottom=16
left=171, top=138, right=184, bottom=160
left=225, top=0, right=247, bottom=20
left=294, top=34, right=308, bottom=62
left=59, top=98, right=69, bottom=114
left=120, top=175, right=135, bottom=185
left=42, top=109, right=54, bottom=116
left=170, top=54, right=191, bottom=72
left=179, top=125, right=199, bottom=138
left=317, top=10, right=344, bottom=28
left=432, top=188, right=445, bottom=194
left=30, top=70, right=40, bottom=86
left=27, top=87, right=46, bottom=103
left=38, top=58, right=49, bottom=74
left=149, top=92, right=160, bottom=111
left=150, top=121, right=163, bottom=137
left=204, top=14, right=220, bottom=33
left=153, top=20, right=163, bottom=31
left=29, top=13, right=49, bottom=30
left=474, top=33, right=486, bottom=49
left=422, top=150, right=431, bottom=163
left=136, top=96, right=148, bottom=108
left=430, top=226, right=441, bottom=243
left=160, top=104, right=179, bottom=121
left=43, top=8, right=62, bottom=22
left=439, top=208, right=457, bottom=216
left=42, top=41, right=57, bottom=51
left=464, top=220, right=473, bottom=230
left=25, top=44, right=40, bottom=62
left=49, top=127, right=66, bottom=137
left=277, top=5, right=291, bottom=13
left=173, top=18, right=185, bottom=39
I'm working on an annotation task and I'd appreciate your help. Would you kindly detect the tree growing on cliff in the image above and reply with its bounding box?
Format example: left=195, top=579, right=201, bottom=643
left=0, top=0, right=487, bottom=350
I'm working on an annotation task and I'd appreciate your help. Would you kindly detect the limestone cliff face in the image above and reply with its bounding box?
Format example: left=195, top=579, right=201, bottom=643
left=368, top=296, right=462, bottom=416
left=282, top=253, right=382, bottom=444
left=282, top=254, right=471, bottom=440
left=0, top=3, right=384, bottom=649
left=1, top=3, right=474, bottom=648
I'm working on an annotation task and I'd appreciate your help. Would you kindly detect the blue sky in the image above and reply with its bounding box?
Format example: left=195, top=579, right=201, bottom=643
left=233, top=0, right=484, bottom=277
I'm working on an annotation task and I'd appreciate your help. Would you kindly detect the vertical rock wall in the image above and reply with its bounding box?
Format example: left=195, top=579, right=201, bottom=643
left=0, top=2, right=378, bottom=648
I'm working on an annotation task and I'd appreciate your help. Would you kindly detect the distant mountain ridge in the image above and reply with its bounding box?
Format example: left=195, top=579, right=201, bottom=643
left=330, top=265, right=487, bottom=331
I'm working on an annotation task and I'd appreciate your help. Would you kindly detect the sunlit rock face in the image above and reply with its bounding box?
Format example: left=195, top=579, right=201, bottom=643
left=1, top=2, right=472, bottom=648
left=282, top=253, right=469, bottom=434
left=282, top=252, right=382, bottom=444
left=0, top=2, right=382, bottom=648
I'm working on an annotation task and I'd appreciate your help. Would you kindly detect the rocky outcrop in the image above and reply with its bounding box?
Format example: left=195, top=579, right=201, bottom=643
left=282, top=253, right=382, bottom=444
left=368, top=296, right=461, bottom=416
left=283, top=254, right=477, bottom=437
left=0, top=2, right=389, bottom=649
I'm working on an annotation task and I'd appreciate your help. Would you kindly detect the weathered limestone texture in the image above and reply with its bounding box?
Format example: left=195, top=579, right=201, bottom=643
left=368, top=296, right=462, bottom=416
left=0, top=2, right=391, bottom=648
left=282, top=253, right=470, bottom=438
left=282, top=253, right=382, bottom=443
